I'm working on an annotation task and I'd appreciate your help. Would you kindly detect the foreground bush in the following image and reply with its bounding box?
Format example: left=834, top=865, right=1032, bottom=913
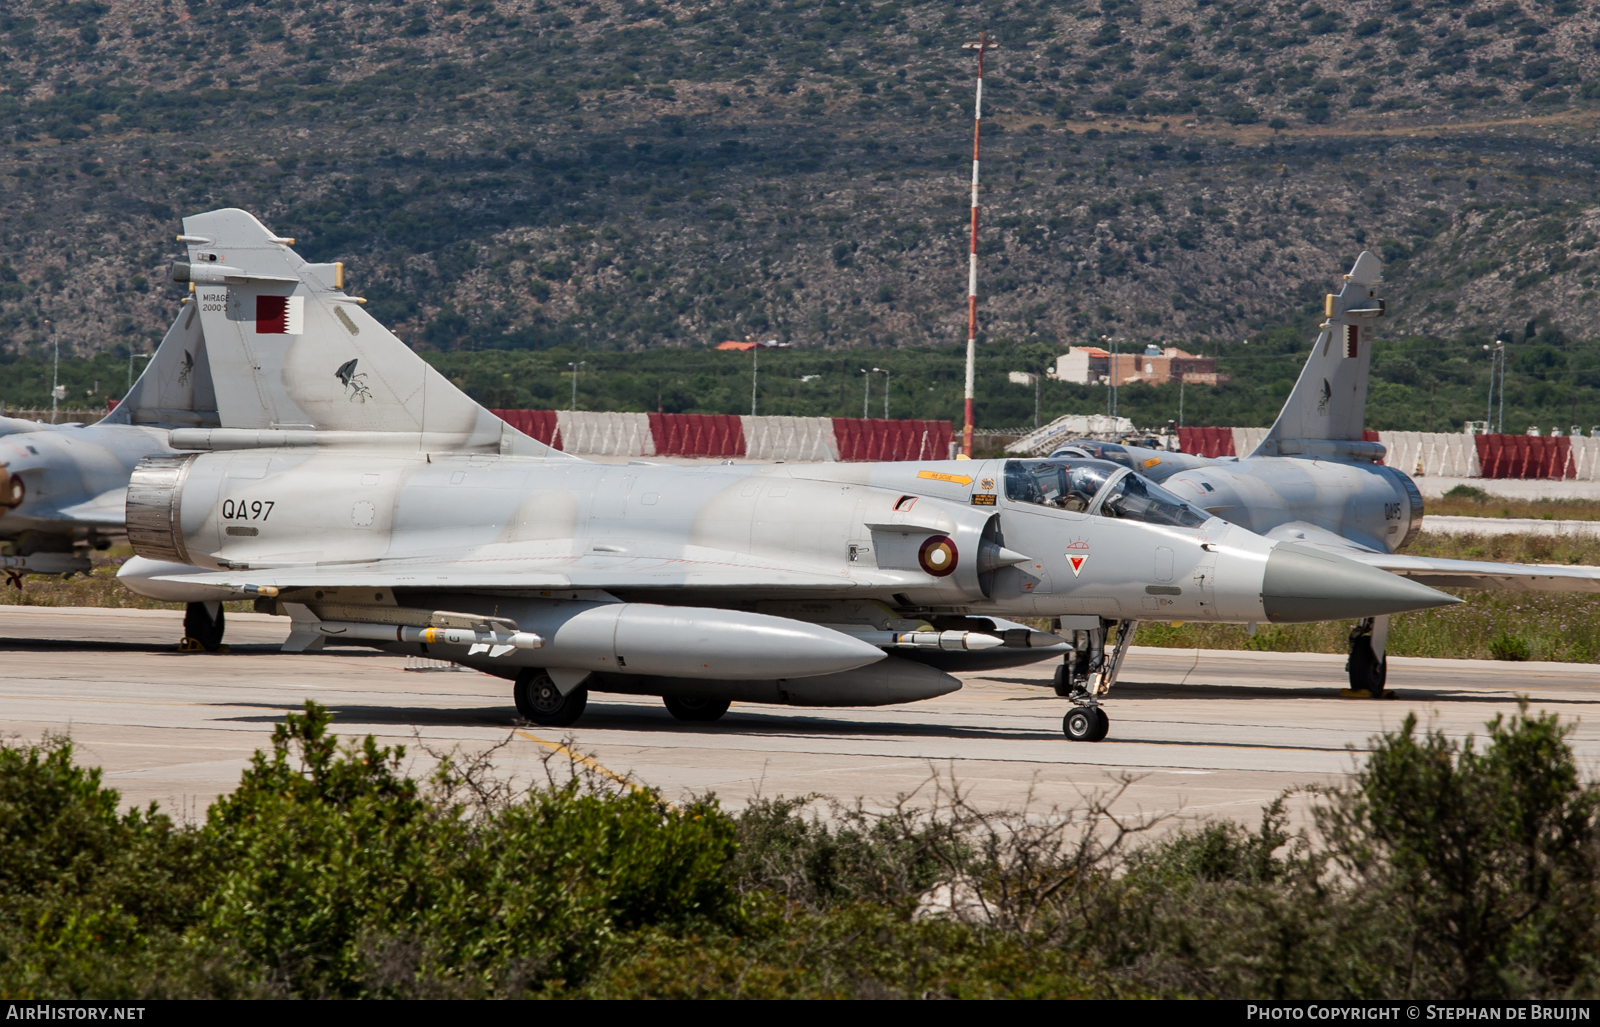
left=2, top=701, right=1599, bottom=998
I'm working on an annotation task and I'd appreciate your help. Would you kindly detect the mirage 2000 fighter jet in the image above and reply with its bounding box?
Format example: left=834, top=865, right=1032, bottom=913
left=117, top=210, right=1459, bottom=742
left=1049, top=251, right=1600, bottom=696
left=0, top=294, right=237, bottom=650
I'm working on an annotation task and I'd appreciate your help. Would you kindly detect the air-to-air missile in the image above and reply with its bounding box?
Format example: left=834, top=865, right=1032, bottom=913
left=0, top=297, right=238, bottom=649
left=117, top=210, right=1460, bottom=741
left=1045, top=251, right=1600, bottom=696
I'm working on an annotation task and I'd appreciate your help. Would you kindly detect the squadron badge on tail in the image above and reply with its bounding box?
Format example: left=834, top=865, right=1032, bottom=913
left=335, top=358, right=372, bottom=403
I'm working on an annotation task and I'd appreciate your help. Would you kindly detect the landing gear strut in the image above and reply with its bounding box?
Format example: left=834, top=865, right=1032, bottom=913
left=1345, top=616, right=1391, bottom=698
left=1053, top=618, right=1138, bottom=742
left=181, top=601, right=227, bottom=652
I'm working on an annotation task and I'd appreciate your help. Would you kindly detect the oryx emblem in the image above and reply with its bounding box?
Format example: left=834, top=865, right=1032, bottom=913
left=336, top=358, right=372, bottom=403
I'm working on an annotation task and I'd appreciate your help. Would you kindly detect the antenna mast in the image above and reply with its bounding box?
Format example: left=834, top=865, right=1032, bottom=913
left=959, top=32, right=997, bottom=459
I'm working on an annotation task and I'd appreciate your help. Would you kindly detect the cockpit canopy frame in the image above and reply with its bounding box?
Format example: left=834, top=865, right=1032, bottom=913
left=1002, top=458, right=1211, bottom=529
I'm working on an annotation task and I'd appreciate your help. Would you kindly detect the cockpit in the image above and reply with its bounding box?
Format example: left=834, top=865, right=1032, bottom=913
left=1003, top=458, right=1212, bottom=529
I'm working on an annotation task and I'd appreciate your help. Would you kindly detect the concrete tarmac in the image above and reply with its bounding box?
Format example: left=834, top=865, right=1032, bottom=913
left=3, top=606, right=1597, bottom=830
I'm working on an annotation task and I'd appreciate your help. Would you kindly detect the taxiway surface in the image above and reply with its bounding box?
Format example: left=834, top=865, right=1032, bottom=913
left=3, top=605, right=1596, bottom=828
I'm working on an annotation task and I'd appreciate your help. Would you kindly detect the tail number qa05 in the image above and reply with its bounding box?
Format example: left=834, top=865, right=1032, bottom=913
left=222, top=499, right=275, bottom=521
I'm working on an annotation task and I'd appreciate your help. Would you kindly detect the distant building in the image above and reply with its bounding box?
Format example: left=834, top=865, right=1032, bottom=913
left=1052, top=344, right=1225, bottom=386
left=1053, top=346, right=1110, bottom=384
left=716, top=339, right=790, bottom=351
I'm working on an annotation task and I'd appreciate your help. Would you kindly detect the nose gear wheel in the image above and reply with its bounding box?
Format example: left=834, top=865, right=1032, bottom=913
left=1063, top=705, right=1109, bottom=742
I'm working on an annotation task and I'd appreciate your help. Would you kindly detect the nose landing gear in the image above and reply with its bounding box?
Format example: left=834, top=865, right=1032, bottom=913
left=1053, top=618, right=1137, bottom=742
left=1344, top=616, right=1392, bottom=699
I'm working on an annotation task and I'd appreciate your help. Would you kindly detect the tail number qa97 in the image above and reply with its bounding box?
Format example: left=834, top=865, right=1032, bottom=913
left=222, top=499, right=275, bottom=521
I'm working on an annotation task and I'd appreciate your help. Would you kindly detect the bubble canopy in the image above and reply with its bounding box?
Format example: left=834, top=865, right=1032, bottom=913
left=1002, top=458, right=1211, bottom=529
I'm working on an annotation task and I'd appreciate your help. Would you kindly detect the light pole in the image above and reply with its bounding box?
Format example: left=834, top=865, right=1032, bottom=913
left=1485, top=340, right=1504, bottom=434
left=860, top=368, right=871, bottom=419
left=1498, top=341, right=1507, bottom=434
left=568, top=360, right=586, bottom=411
left=959, top=31, right=998, bottom=458
left=1101, top=334, right=1121, bottom=421
left=872, top=367, right=890, bottom=419
left=127, top=342, right=156, bottom=390
left=48, top=320, right=59, bottom=423
left=752, top=344, right=758, bottom=417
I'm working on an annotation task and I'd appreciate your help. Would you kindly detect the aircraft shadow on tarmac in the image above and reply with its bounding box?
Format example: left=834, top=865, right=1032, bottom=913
left=0, top=639, right=288, bottom=655
left=208, top=701, right=1372, bottom=755
left=0, top=639, right=393, bottom=656
left=213, top=700, right=1065, bottom=742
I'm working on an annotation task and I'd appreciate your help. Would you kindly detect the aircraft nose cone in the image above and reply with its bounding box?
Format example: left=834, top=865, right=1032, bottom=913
left=1262, top=542, right=1462, bottom=623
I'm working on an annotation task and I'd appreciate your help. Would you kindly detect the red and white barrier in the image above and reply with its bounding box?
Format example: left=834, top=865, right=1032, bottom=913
left=493, top=410, right=952, bottom=462
left=1176, top=426, right=1600, bottom=480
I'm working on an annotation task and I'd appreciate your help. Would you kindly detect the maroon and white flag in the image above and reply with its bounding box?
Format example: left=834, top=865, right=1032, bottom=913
left=256, top=295, right=304, bottom=335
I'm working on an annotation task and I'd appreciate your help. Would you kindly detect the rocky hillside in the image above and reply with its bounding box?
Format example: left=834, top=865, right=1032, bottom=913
left=1, top=0, right=1598, bottom=368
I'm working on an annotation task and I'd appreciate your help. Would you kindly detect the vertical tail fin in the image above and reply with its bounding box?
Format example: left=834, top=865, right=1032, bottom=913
left=101, top=301, right=219, bottom=428
left=172, top=208, right=567, bottom=457
left=1252, top=251, right=1386, bottom=455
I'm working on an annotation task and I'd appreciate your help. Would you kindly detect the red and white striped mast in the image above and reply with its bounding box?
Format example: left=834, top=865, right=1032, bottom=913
left=959, top=32, right=997, bottom=459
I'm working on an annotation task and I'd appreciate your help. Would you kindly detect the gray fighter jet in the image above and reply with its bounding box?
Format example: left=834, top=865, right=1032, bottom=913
left=0, top=300, right=237, bottom=649
left=1051, top=251, right=1600, bottom=694
left=117, top=210, right=1459, bottom=741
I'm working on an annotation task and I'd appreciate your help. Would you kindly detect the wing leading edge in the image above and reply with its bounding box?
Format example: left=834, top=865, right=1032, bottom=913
left=1315, top=545, right=1600, bottom=592
left=137, top=551, right=906, bottom=594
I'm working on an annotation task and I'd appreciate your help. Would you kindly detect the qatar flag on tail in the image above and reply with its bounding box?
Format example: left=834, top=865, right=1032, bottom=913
left=255, top=294, right=304, bottom=334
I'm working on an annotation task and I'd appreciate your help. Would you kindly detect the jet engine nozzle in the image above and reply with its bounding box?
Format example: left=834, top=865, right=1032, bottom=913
left=1262, top=542, right=1461, bottom=623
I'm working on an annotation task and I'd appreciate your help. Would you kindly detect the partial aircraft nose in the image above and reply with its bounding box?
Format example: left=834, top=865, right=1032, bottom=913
left=1262, top=542, right=1461, bottom=623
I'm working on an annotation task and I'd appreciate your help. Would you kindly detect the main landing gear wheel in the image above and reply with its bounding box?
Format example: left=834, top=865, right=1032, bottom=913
left=514, top=669, right=588, bottom=727
left=182, top=601, right=227, bottom=652
left=1345, top=621, right=1390, bottom=698
left=1063, top=706, right=1109, bottom=742
left=663, top=696, right=731, bottom=722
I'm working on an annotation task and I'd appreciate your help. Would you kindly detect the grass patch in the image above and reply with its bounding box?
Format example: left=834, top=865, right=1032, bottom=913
left=1427, top=491, right=1600, bottom=521
left=0, top=554, right=252, bottom=614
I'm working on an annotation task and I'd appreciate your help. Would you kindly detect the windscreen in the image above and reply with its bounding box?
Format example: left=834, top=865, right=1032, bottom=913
left=1003, top=459, right=1123, bottom=512
left=1005, top=458, right=1211, bottom=528
left=1095, top=471, right=1211, bottom=528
